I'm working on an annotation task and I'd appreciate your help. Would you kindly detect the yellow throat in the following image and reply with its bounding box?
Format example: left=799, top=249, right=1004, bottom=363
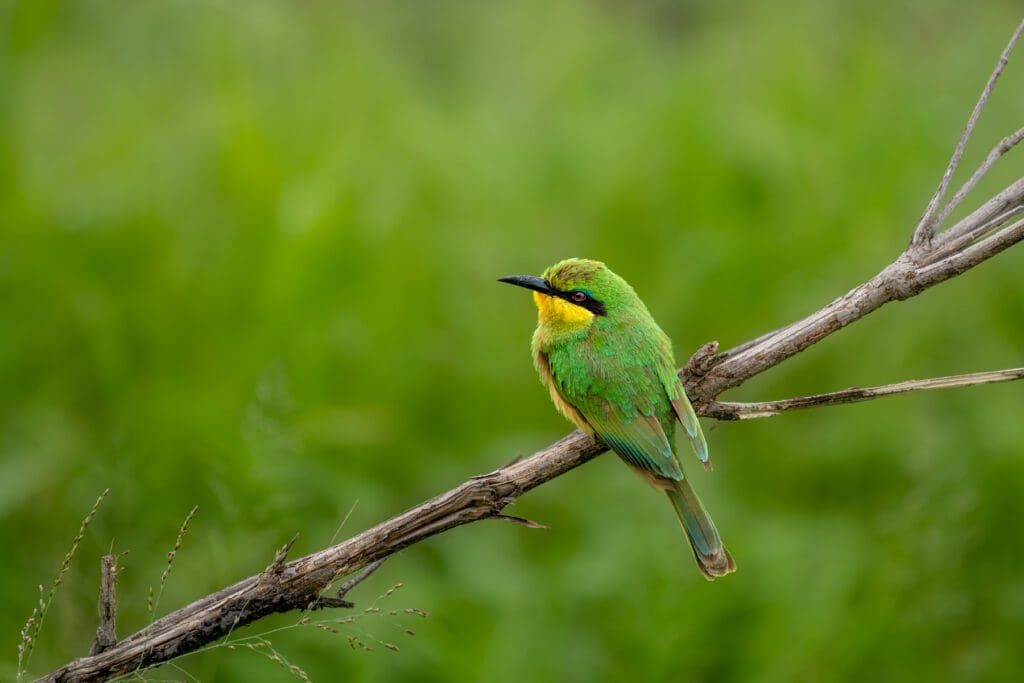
left=533, top=291, right=595, bottom=328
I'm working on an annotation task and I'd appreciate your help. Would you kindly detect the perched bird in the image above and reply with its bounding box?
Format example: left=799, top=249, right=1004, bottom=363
left=500, top=258, right=735, bottom=579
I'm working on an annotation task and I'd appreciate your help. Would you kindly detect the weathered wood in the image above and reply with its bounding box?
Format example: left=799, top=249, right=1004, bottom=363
left=41, top=433, right=606, bottom=682
left=704, top=367, right=1024, bottom=420
left=87, top=557, right=118, bottom=657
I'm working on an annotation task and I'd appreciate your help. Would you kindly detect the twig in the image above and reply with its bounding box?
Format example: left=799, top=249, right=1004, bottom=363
left=923, top=202, right=1024, bottom=265
left=270, top=534, right=301, bottom=576
left=704, top=367, right=1024, bottom=420
left=931, top=126, right=1024, bottom=232
left=89, top=556, right=118, bottom=656
left=918, top=216, right=1024, bottom=280
left=910, top=17, right=1024, bottom=247
left=336, top=558, right=386, bottom=600
left=493, top=514, right=549, bottom=529
left=310, top=558, right=389, bottom=610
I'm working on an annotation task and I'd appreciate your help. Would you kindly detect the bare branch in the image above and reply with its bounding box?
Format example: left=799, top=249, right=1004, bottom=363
left=88, top=556, right=118, bottom=656
left=932, top=127, right=1024, bottom=231
left=684, top=261, right=905, bottom=401
left=269, top=534, right=300, bottom=577
left=704, top=368, right=1024, bottom=420
left=310, top=558, right=389, bottom=610
left=688, top=210, right=1024, bottom=404
left=910, top=17, right=1024, bottom=247
left=40, top=433, right=606, bottom=682
left=335, top=558, right=386, bottom=600
left=493, top=514, right=549, bottom=529
left=918, top=216, right=1024, bottom=281
left=924, top=202, right=1024, bottom=265
left=934, top=175, right=1024, bottom=252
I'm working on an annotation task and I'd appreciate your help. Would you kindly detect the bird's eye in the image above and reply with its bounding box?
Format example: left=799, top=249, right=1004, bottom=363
left=571, top=291, right=587, bottom=302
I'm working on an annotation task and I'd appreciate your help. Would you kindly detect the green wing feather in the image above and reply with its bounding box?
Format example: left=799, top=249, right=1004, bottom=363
left=592, top=408, right=683, bottom=482
left=545, top=332, right=684, bottom=482
left=664, top=376, right=710, bottom=468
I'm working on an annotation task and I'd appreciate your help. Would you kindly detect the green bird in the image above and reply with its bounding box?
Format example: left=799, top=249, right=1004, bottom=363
left=500, top=258, right=735, bottom=580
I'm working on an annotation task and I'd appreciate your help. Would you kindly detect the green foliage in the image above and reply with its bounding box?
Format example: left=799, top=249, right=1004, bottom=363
left=2, top=1, right=1023, bottom=680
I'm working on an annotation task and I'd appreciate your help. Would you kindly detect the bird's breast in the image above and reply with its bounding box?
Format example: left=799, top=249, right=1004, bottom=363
left=533, top=347, right=594, bottom=434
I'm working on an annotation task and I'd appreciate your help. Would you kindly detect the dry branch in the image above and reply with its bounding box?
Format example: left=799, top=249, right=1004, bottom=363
left=37, top=18, right=1024, bottom=683
left=704, top=367, right=1024, bottom=420
left=910, top=17, right=1024, bottom=247
left=88, top=557, right=117, bottom=656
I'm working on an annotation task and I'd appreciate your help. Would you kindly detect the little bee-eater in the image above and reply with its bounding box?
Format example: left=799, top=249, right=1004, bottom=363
left=500, top=258, right=735, bottom=579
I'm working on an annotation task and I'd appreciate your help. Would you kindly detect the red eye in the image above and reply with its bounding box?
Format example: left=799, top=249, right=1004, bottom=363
left=571, top=291, right=587, bottom=302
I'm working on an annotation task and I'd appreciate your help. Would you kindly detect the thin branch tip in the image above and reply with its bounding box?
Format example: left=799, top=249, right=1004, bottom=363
left=270, top=533, right=301, bottom=575
left=309, top=596, right=354, bottom=610
left=705, top=367, right=1024, bottom=420
left=911, top=17, right=1024, bottom=245
left=493, top=514, right=549, bottom=529
left=337, top=558, right=388, bottom=600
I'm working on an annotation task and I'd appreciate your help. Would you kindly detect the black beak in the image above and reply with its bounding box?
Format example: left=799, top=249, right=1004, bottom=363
left=497, top=275, right=555, bottom=295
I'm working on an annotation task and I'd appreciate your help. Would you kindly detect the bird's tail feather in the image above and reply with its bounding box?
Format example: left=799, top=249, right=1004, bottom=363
left=666, top=478, right=736, bottom=580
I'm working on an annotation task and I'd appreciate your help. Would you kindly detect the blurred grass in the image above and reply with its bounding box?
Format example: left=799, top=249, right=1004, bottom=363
left=2, top=0, right=1024, bottom=681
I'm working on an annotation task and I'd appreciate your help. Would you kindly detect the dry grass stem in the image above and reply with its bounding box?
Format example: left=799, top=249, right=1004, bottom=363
left=18, top=488, right=109, bottom=681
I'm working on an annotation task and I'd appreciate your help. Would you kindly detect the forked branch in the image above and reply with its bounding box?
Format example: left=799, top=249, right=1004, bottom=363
left=911, top=17, right=1024, bottom=247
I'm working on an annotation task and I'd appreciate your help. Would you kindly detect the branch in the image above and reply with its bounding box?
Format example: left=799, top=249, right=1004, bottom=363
left=309, top=558, right=387, bottom=610
left=39, top=18, right=1024, bottom=683
left=910, top=17, right=1024, bottom=247
left=704, top=368, right=1024, bottom=420
left=41, top=433, right=606, bottom=682
left=931, top=126, right=1024, bottom=232
left=924, top=202, right=1024, bottom=266
left=918, top=216, right=1024, bottom=280
left=88, top=556, right=118, bottom=656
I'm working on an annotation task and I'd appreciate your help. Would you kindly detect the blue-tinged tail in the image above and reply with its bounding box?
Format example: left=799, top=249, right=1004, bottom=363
left=666, top=478, right=735, bottom=580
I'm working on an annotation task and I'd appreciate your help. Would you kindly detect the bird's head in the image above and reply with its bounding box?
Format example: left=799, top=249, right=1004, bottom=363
left=499, top=258, right=638, bottom=332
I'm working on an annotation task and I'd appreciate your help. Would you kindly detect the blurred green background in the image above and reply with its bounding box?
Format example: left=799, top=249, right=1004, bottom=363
left=3, top=0, right=1024, bottom=681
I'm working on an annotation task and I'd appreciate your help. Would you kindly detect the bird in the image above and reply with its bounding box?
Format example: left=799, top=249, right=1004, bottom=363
left=499, top=258, right=735, bottom=580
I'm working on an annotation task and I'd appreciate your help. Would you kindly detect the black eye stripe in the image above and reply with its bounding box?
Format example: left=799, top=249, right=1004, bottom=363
left=555, top=289, right=607, bottom=315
